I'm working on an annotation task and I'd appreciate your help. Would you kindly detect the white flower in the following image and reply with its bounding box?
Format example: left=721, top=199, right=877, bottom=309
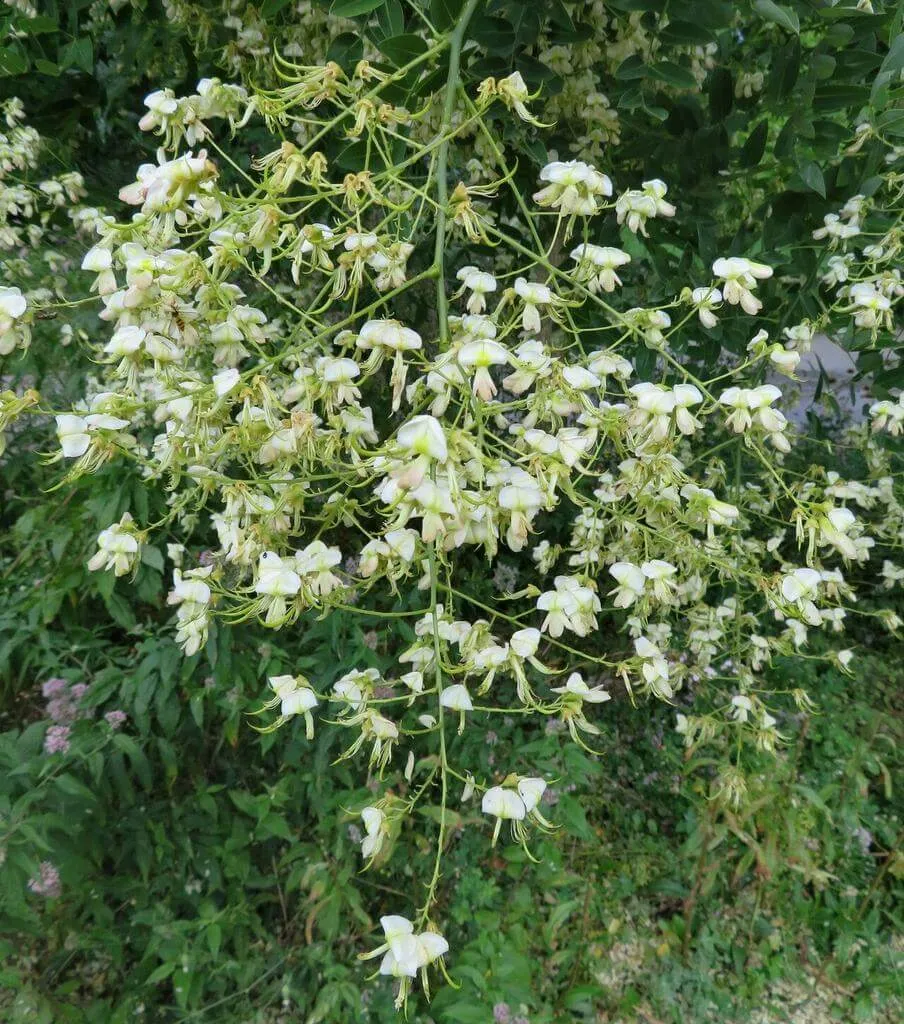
left=482, top=785, right=526, bottom=821
left=295, top=541, right=343, bottom=596
left=718, top=384, right=783, bottom=435
left=533, top=160, right=613, bottom=215
left=730, top=695, right=753, bottom=722
left=213, top=368, right=240, bottom=397
left=495, top=70, right=544, bottom=125
left=780, top=568, right=823, bottom=625
left=769, top=347, right=800, bottom=375
left=255, top=551, right=301, bottom=597
left=551, top=671, right=610, bottom=703
left=517, top=777, right=547, bottom=812
left=712, top=257, right=773, bottom=316
left=633, top=637, right=673, bottom=700
left=609, top=562, right=645, bottom=607
left=360, top=805, right=386, bottom=859
left=167, top=567, right=213, bottom=656
left=356, top=319, right=421, bottom=352
left=399, top=671, right=424, bottom=694
left=0, top=286, right=27, bottom=319
left=672, top=384, right=703, bottom=435
left=458, top=338, right=510, bottom=399
left=87, top=521, right=139, bottom=576
left=168, top=569, right=211, bottom=607
left=615, top=180, right=675, bottom=235
left=0, top=286, right=29, bottom=353
left=440, top=684, right=473, bottom=712
left=514, top=278, right=553, bottom=333
left=510, top=627, right=541, bottom=658
left=562, top=365, right=601, bottom=390
left=570, top=244, right=631, bottom=292
left=628, top=382, right=675, bottom=443
left=365, top=916, right=449, bottom=980
left=689, top=286, right=722, bottom=328
left=268, top=674, right=319, bottom=718
left=499, top=479, right=544, bottom=551
left=456, top=265, right=497, bottom=313
left=537, top=577, right=600, bottom=637
left=641, top=559, right=677, bottom=602
left=55, top=412, right=130, bottom=458
left=104, top=324, right=146, bottom=358
left=849, top=282, right=891, bottom=329
left=56, top=415, right=93, bottom=459
left=397, top=415, right=448, bottom=462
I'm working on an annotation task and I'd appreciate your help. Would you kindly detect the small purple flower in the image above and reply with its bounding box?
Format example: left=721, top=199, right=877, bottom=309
left=104, top=710, right=127, bottom=730
left=70, top=683, right=89, bottom=700
left=41, top=677, right=68, bottom=699
left=48, top=695, right=81, bottom=723
left=44, top=725, right=71, bottom=755
left=493, top=1004, right=512, bottom=1024
left=28, top=861, right=61, bottom=898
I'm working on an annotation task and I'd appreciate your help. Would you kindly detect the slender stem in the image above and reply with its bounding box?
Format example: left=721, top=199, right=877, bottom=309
left=419, top=0, right=480, bottom=926
left=432, top=0, right=479, bottom=344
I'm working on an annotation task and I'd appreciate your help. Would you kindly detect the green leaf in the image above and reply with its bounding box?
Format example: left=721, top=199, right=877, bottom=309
left=547, top=0, right=575, bottom=31
left=813, top=83, right=870, bottom=111
left=374, top=0, right=404, bottom=38
left=103, top=592, right=137, bottom=630
left=753, top=0, right=799, bottom=35
left=335, top=140, right=367, bottom=171
left=876, top=108, right=904, bottom=138
left=140, top=545, right=164, bottom=573
left=54, top=773, right=98, bottom=803
left=22, top=15, right=57, bottom=33
left=471, top=15, right=516, bottom=54
left=811, top=54, right=836, bottom=80
left=206, top=923, right=222, bottom=958
left=331, top=0, right=385, bottom=16
left=260, top=0, right=293, bottom=15
left=872, top=33, right=904, bottom=102
left=799, top=160, right=826, bottom=198
left=661, top=19, right=717, bottom=44
left=510, top=5, right=542, bottom=46
left=648, top=61, right=698, bottom=90
left=326, top=32, right=364, bottom=69
left=259, top=813, right=293, bottom=840
left=376, top=33, right=428, bottom=68
left=59, top=37, right=93, bottom=73
left=767, top=38, right=800, bottom=101
left=739, top=119, right=768, bottom=167
left=615, top=55, right=647, bottom=81
left=112, top=733, right=152, bottom=789
left=708, top=67, right=733, bottom=120
left=0, top=46, right=28, bottom=76
left=558, top=794, right=592, bottom=840
left=145, top=962, right=176, bottom=985
left=430, top=0, right=463, bottom=31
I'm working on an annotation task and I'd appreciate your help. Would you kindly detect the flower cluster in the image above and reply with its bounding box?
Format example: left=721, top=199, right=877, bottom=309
left=6, top=18, right=900, bottom=1010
